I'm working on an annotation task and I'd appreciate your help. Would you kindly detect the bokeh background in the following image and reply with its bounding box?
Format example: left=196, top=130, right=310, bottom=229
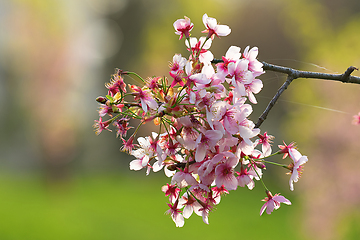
left=1, top=0, right=360, bottom=239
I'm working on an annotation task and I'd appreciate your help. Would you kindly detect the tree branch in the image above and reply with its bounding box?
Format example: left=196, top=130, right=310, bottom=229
left=262, top=62, right=360, bottom=84
left=254, top=75, right=295, bottom=128
left=256, top=62, right=359, bottom=128
left=211, top=59, right=359, bottom=128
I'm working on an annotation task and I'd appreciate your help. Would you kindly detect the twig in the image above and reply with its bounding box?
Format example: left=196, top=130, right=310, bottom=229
left=254, top=75, right=295, bottom=128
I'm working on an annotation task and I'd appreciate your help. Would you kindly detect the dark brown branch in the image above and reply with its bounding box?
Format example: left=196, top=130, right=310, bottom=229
left=255, top=62, right=359, bottom=128
left=262, top=62, right=360, bottom=84
left=254, top=75, right=295, bottom=128
left=211, top=59, right=360, bottom=128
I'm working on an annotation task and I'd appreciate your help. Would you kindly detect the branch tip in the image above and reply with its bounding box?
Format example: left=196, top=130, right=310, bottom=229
left=342, top=66, right=358, bottom=82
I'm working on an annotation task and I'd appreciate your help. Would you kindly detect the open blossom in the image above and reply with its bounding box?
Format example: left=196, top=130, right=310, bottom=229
left=173, top=16, right=193, bottom=40
left=213, top=152, right=239, bottom=190
left=93, top=117, right=112, bottom=135
left=237, top=166, right=258, bottom=190
left=178, top=193, right=202, bottom=219
left=258, top=132, right=274, bottom=157
left=166, top=201, right=184, bottom=227
left=105, top=73, right=126, bottom=96
left=260, top=191, right=291, bottom=215
left=216, top=46, right=242, bottom=78
left=130, top=136, right=156, bottom=170
left=195, top=129, right=223, bottom=162
left=130, top=85, right=158, bottom=113
left=162, top=184, right=180, bottom=204
left=170, top=54, right=187, bottom=74
left=202, top=13, right=231, bottom=39
left=278, top=141, right=302, bottom=161
left=243, top=46, right=264, bottom=76
left=228, top=59, right=254, bottom=98
left=171, top=168, right=198, bottom=188
left=185, top=37, right=213, bottom=64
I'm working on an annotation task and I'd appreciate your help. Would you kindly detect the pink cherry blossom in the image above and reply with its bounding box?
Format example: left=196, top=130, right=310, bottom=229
left=113, top=118, right=132, bottom=138
left=170, top=54, right=187, bottom=74
left=169, top=70, right=185, bottom=88
left=105, top=73, right=126, bottom=96
left=202, top=13, right=231, bottom=40
left=237, top=166, right=257, bottom=190
left=211, top=185, right=229, bottom=204
left=198, top=200, right=213, bottom=224
left=173, top=16, right=193, bottom=40
left=228, top=59, right=254, bottom=99
left=258, top=132, right=274, bottom=157
left=93, top=117, right=112, bottom=135
left=208, top=101, right=243, bottom=134
left=214, top=153, right=239, bottom=190
left=352, top=112, right=360, bottom=125
left=94, top=14, right=312, bottom=226
left=216, top=46, right=241, bottom=78
left=176, top=116, right=201, bottom=150
left=162, top=184, right=180, bottom=204
left=244, top=78, right=263, bottom=104
left=178, top=193, right=202, bottom=219
left=171, top=168, right=198, bottom=188
left=130, top=85, right=158, bottom=113
left=197, top=160, right=217, bottom=186
left=195, top=129, right=223, bottom=162
left=243, top=46, right=264, bottom=76
left=195, top=64, right=226, bottom=95
left=260, top=191, right=291, bottom=215
left=166, top=201, right=184, bottom=227
left=185, top=37, right=213, bottom=64
left=278, top=141, right=302, bottom=161
left=130, top=136, right=156, bottom=169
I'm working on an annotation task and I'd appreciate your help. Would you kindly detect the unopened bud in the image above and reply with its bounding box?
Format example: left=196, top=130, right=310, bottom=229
left=167, top=165, right=177, bottom=171
left=96, top=96, right=107, bottom=104
left=255, top=162, right=266, bottom=170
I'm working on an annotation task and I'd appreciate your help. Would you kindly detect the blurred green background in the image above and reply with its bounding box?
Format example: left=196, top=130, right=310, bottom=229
left=1, top=0, right=360, bottom=239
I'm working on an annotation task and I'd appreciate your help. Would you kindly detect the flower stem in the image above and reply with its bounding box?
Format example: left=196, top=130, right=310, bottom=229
left=249, top=159, right=269, bottom=192
left=126, top=72, right=145, bottom=83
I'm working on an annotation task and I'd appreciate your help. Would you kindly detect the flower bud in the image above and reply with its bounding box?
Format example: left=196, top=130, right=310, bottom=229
left=167, top=165, right=177, bottom=171
left=96, top=96, right=107, bottom=104
left=255, top=162, right=266, bottom=170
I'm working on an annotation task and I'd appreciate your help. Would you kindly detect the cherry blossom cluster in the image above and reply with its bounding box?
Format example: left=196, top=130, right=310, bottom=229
left=94, top=13, right=308, bottom=227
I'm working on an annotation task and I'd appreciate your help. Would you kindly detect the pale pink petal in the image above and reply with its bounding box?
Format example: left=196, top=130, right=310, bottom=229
left=195, top=144, right=207, bottom=162
left=225, top=46, right=241, bottom=60
left=215, top=25, right=231, bottom=36
left=185, top=173, right=198, bottom=186
left=199, top=36, right=212, bottom=49
left=152, top=160, right=164, bottom=172
left=266, top=200, right=276, bottom=214
left=172, top=213, right=184, bottom=227
left=273, top=195, right=292, bottom=205
left=200, top=51, right=214, bottom=64
left=289, top=148, right=302, bottom=161
left=182, top=205, right=193, bottom=219
left=297, top=155, right=308, bottom=165
left=129, top=160, right=143, bottom=170
left=260, top=202, right=267, bottom=216
left=193, top=202, right=203, bottom=216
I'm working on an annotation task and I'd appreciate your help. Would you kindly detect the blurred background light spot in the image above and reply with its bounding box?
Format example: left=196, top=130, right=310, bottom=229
left=86, top=0, right=128, bottom=15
